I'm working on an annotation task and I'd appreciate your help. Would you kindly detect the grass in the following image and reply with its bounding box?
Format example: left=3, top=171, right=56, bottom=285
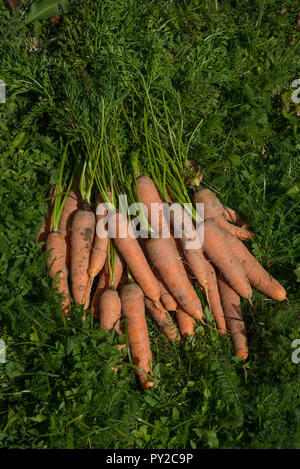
left=0, top=0, right=300, bottom=449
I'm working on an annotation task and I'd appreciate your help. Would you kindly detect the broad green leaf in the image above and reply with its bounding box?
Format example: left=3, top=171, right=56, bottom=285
left=190, top=439, right=197, bottom=449
left=229, top=153, right=241, bottom=166
left=31, top=415, right=47, bottom=423
left=132, top=425, right=151, bottom=443
left=10, top=132, right=27, bottom=150
left=25, top=0, right=71, bottom=24
left=205, top=429, right=219, bottom=448
left=172, top=407, right=180, bottom=421
left=144, top=396, right=158, bottom=407
left=5, top=361, right=25, bottom=379
left=286, top=183, right=299, bottom=196
left=30, top=328, right=40, bottom=343
left=294, top=265, right=300, bottom=279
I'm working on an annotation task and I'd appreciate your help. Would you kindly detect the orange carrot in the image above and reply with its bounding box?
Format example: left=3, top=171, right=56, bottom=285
left=176, top=308, right=196, bottom=338
left=144, top=298, right=180, bottom=342
left=221, top=228, right=287, bottom=301
left=146, top=237, right=203, bottom=320
left=85, top=194, right=110, bottom=305
left=46, top=231, right=69, bottom=315
left=157, top=277, right=177, bottom=311
left=99, top=290, right=126, bottom=372
left=169, top=204, right=208, bottom=294
left=134, top=177, right=202, bottom=314
left=203, top=256, right=227, bottom=335
left=99, top=288, right=121, bottom=333
left=154, top=267, right=177, bottom=311
left=90, top=269, right=106, bottom=317
left=134, top=177, right=205, bottom=317
left=70, top=205, right=96, bottom=307
left=58, top=190, right=82, bottom=237
left=134, top=175, right=170, bottom=237
left=183, top=247, right=208, bottom=293
left=217, top=273, right=248, bottom=360
left=58, top=189, right=82, bottom=268
left=195, top=187, right=253, bottom=240
left=202, top=219, right=252, bottom=300
left=120, top=282, right=154, bottom=389
left=108, top=212, right=161, bottom=308
left=90, top=251, right=124, bottom=316
left=224, top=206, right=248, bottom=228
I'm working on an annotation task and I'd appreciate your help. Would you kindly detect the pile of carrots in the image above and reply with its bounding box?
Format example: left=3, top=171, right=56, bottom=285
left=35, top=97, right=287, bottom=389
left=37, top=167, right=286, bottom=389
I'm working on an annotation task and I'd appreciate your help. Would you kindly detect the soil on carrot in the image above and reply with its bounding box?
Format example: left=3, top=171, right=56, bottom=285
left=0, top=0, right=299, bottom=449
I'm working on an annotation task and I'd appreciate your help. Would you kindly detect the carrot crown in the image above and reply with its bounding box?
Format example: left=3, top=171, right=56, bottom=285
left=79, top=98, right=105, bottom=206
left=51, top=143, right=73, bottom=232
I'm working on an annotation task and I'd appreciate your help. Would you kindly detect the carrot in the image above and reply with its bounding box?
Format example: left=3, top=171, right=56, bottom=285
left=221, top=228, right=287, bottom=301
left=211, top=211, right=253, bottom=241
left=99, top=288, right=121, bottom=333
left=217, top=273, right=248, bottom=360
left=70, top=204, right=96, bottom=307
left=176, top=308, right=196, bottom=338
left=154, top=267, right=177, bottom=311
left=144, top=298, right=180, bottom=342
left=133, top=177, right=202, bottom=315
left=120, top=282, right=154, bottom=389
left=203, top=256, right=227, bottom=335
left=108, top=212, right=161, bottom=308
left=157, top=277, right=177, bottom=311
left=85, top=194, right=110, bottom=305
left=90, top=269, right=106, bottom=317
left=201, top=219, right=252, bottom=300
left=58, top=190, right=82, bottom=237
left=46, top=231, right=69, bottom=315
left=224, top=206, right=248, bottom=228
left=58, top=189, right=82, bottom=268
left=134, top=175, right=170, bottom=237
left=90, top=251, right=124, bottom=316
left=146, top=237, right=203, bottom=320
left=169, top=204, right=208, bottom=294
left=99, top=288, right=126, bottom=371
left=44, top=145, right=73, bottom=313
left=134, top=177, right=205, bottom=316
left=195, top=187, right=253, bottom=240
left=74, top=129, right=106, bottom=309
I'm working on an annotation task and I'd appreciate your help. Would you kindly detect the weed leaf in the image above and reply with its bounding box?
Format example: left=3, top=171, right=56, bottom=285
left=25, top=0, right=71, bottom=23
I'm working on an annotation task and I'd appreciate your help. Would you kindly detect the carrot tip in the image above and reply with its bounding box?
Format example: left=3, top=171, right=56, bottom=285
left=142, top=380, right=155, bottom=389
left=153, top=300, right=162, bottom=310
left=194, top=309, right=204, bottom=320
left=236, top=350, right=248, bottom=360
left=82, top=276, right=94, bottom=309
left=277, top=290, right=287, bottom=302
